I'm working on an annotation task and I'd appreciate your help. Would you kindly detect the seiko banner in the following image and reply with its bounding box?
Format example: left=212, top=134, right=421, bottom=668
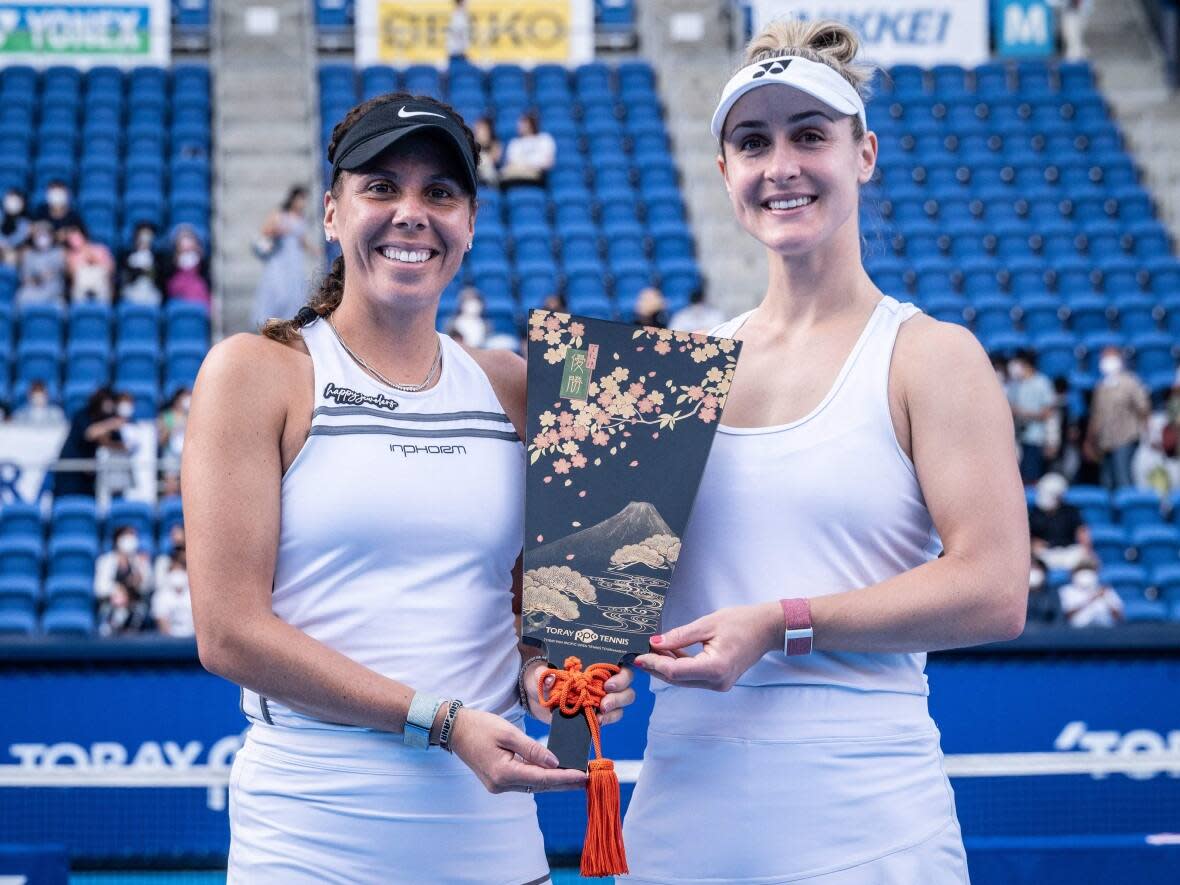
left=0, top=0, right=170, bottom=67
left=356, top=0, right=594, bottom=67
left=746, top=0, right=990, bottom=67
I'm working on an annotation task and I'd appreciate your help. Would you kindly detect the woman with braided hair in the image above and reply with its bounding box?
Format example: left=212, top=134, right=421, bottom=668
left=184, top=92, right=634, bottom=883
left=621, top=19, right=1027, bottom=884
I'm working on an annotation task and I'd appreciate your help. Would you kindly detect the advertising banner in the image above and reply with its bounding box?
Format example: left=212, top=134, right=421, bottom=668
left=356, top=0, right=594, bottom=67
left=746, top=0, right=990, bottom=67
left=992, top=0, right=1056, bottom=58
left=0, top=0, right=170, bottom=67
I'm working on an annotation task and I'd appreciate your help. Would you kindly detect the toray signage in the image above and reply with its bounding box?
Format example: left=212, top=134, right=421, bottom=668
left=746, top=0, right=990, bottom=67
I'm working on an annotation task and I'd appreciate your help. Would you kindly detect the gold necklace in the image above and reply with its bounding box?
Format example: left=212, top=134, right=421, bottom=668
left=325, top=316, right=442, bottom=393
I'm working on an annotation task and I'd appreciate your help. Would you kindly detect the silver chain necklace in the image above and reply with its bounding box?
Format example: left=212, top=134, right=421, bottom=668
left=325, top=316, right=442, bottom=393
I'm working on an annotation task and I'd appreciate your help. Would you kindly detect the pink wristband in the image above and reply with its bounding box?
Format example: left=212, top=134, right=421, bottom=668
left=780, top=597, right=813, bottom=656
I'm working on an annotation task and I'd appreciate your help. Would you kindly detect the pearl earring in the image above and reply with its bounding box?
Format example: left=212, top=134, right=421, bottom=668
left=325, top=233, right=334, bottom=243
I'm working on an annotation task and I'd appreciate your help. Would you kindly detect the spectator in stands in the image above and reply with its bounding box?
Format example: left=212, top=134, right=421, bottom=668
left=15, top=220, right=66, bottom=306
left=446, top=0, right=471, bottom=64
left=253, top=186, right=310, bottom=327
left=1059, top=560, right=1123, bottom=627
left=54, top=387, right=117, bottom=497
left=97, top=391, right=138, bottom=500
left=1029, top=472, right=1094, bottom=570
left=1132, top=412, right=1180, bottom=496
left=0, top=188, right=30, bottom=265
left=154, top=523, right=186, bottom=591
left=95, top=524, right=154, bottom=610
left=97, top=582, right=152, bottom=637
left=1084, top=345, right=1149, bottom=490
left=64, top=224, right=115, bottom=304
left=499, top=112, right=555, bottom=189
left=32, top=180, right=82, bottom=237
left=152, top=549, right=194, bottom=637
left=10, top=379, right=66, bottom=427
left=157, top=387, right=190, bottom=480
left=1007, top=349, right=1057, bottom=485
left=120, top=222, right=164, bottom=305
left=669, top=285, right=724, bottom=333
left=448, top=286, right=489, bottom=347
left=1051, top=0, right=1093, bottom=61
left=1026, top=555, right=1061, bottom=626
left=1163, top=369, right=1180, bottom=452
left=632, top=285, right=669, bottom=328
left=166, top=225, right=211, bottom=308
left=473, top=117, right=502, bottom=187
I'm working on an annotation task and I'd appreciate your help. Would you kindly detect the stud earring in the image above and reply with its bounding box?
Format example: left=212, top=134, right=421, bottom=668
left=325, top=233, right=334, bottom=243
left=466, top=241, right=473, bottom=251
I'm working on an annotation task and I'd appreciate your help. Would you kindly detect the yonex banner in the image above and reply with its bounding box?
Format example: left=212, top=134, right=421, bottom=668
left=356, top=0, right=593, bottom=67
left=0, top=0, right=169, bottom=66
left=746, top=0, right=990, bottom=67
left=992, top=0, right=1056, bottom=57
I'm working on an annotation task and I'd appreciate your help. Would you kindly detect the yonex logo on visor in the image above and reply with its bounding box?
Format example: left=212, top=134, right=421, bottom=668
left=711, top=55, right=868, bottom=139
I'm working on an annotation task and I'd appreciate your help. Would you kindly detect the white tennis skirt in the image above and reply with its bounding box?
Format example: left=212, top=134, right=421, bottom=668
left=621, top=684, right=970, bottom=884
left=227, top=720, right=551, bottom=885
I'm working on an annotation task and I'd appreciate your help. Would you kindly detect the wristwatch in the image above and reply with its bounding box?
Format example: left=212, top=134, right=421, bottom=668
left=404, top=692, right=445, bottom=749
left=780, top=597, right=813, bottom=656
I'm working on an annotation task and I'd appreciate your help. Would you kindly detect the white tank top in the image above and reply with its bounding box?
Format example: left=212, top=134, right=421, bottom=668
left=242, top=318, right=526, bottom=729
left=657, top=295, right=942, bottom=696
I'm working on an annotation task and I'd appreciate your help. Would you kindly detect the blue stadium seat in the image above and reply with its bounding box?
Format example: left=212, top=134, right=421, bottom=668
left=1065, top=294, right=1110, bottom=336
left=1152, top=564, right=1180, bottom=605
left=1114, top=488, right=1164, bottom=529
left=104, top=499, right=154, bottom=546
left=0, top=536, right=43, bottom=580
left=65, top=341, right=111, bottom=388
left=1114, top=295, right=1158, bottom=335
left=50, top=496, right=98, bottom=540
left=16, top=341, right=62, bottom=388
left=47, top=534, right=98, bottom=580
left=19, top=303, right=65, bottom=346
left=1020, top=296, right=1065, bottom=337
left=0, top=575, right=38, bottom=607
left=1088, top=523, right=1127, bottom=566
left=116, top=303, right=160, bottom=345
left=0, top=598, right=36, bottom=636
left=42, top=599, right=94, bottom=637
left=1129, top=525, right=1180, bottom=571
left=1129, top=331, right=1175, bottom=376
left=1063, top=484, right=1112, bottom=525
left=0, top=502, right=42, bottom=539
left=114, top=342, right=160, bottom=387
left=1100, top=563, right=1148, bottom=600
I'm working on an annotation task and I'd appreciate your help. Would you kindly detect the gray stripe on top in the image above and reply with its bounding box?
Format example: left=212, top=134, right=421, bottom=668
left=308, top=424, right=521, bottom=442
left=313, top=405, right=512, bottom=423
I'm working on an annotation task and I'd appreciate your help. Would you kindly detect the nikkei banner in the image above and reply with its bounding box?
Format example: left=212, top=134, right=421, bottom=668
left=356, top=0, right=594, bottom=67
left=992, top=0, right=1056, bottom=58
left=746, top=0, right=990, bottom=67
left=0, top=0, right=170, bottom=67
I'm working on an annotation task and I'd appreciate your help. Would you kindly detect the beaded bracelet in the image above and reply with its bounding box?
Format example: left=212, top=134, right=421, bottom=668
left=517, top=653, right=547, bottom=712
left=438, top=699, right=464, bottom=753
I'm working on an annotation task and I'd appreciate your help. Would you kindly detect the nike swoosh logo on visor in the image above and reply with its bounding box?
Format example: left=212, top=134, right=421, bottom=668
left=398, top=107, right=446, bottom=119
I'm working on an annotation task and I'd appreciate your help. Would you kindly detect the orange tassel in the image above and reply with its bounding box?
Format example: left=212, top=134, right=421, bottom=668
left=539, top=657, right=629, bottom=877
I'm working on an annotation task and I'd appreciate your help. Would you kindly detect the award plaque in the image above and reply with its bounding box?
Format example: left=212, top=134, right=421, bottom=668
left=523, top=310, right=741, bottom=769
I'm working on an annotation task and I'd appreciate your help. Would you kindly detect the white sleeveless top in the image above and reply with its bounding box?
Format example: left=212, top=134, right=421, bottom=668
left=242, top=318, right=526, bottom=729
left=657, top=295, right=941, bottom=696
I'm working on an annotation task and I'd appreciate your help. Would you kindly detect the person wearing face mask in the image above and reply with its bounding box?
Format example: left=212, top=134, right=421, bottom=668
left=98, top=582, right=152, bottom=637
left=1084, top=345, right=1150, bottom=490
left=16, top=220, right=66, bottom=306
left=120, top=222, right=164, bottom=305
left=183, top=91, right=634, bottom=882
left=1026, top=556, right=1062, bottom=626
left=1006, top=349, right=1057, bottom=485
left=32, top=180, right=83, bottom=235
left=252, top=186, right=311, bottom=328
left=1029, top=472, right=1094, bottom=571
left=0, top=188, right=30, bottom=265
left=621, top=20, right=1026, bottom=883
left=154, top=524, right=187, bottom=591
left=94, top=525, right=154, bottom=619
left=11, top=379, right=66, bottom=427
left=94, top=392, right=137, bottom=501
left=447, top=286, right=489, bottom=347
left=1059, top=560, right=1124, bottom=628
left=64, top=224, right=115, bottom=304
left=166, top=226, right=211, bottom=307
left=153, top=550, right=195, bottom=637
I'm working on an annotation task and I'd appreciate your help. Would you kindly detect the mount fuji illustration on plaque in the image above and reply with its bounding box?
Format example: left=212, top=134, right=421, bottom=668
left=523, top=310, right=741, bottom=768
left=524, top=501, right=679, bottom=644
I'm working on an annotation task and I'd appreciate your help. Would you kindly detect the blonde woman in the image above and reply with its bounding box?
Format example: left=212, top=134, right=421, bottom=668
left=623, top=21, right=1028, bottom=883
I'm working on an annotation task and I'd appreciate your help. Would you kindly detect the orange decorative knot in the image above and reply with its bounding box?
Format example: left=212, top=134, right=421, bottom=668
left=538, top=655, right=628, bottom=878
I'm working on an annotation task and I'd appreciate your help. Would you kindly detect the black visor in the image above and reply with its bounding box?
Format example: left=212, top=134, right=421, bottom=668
left=330, top=100, right=478, bottom=195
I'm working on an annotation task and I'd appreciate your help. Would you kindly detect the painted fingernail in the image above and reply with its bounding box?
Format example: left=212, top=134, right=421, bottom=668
left=651, top=635, right=663, bottom=644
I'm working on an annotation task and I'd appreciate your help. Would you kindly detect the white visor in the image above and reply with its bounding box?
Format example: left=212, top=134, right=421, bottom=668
left=711, top=56, right=868, bottom=140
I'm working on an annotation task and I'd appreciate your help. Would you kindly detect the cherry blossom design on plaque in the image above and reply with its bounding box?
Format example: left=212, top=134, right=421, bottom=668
left=527, top=311, right=738, bottom=491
